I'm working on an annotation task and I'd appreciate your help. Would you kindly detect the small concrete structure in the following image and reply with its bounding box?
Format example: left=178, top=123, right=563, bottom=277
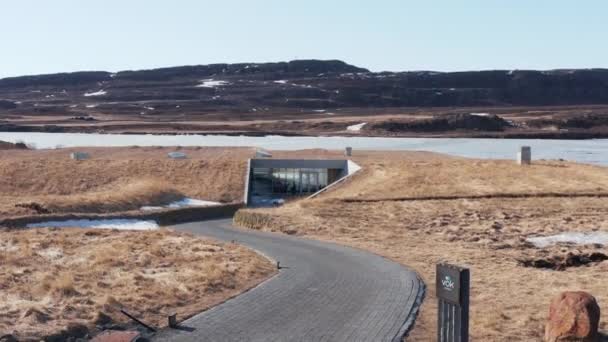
left=345, top=147, right=352, bottom=156
left=70, top=152, right=90, bottom=161
left=255, top=149, right=272, bottom=158
left=245, top=158, right=361, bottom=207
left=168, top=152, right=187, bottom=159
left=518, top=146, right=531, bottom=165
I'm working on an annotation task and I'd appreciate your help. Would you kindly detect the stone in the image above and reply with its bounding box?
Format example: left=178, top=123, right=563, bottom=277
left=544, top=291, right=600, bottom=342
left=167, top=151, right=187, bottom=159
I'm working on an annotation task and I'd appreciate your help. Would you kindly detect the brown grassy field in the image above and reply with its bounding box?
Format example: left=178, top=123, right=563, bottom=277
left=0, top=146, right=254, bottom=218
left=235, top=150, right=608, bottom=341
left=0, top=227, right=275, bottom=340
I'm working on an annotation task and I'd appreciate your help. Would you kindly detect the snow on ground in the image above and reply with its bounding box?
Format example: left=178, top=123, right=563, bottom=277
left=27, top=219, right=159, bottom=230
left=347, top=123, right=367, bottom=132
left=140, top=198, right=221, bottom=211
left=313, top=109, right=326, bottom=113
left=470, top=112, right=490, bottom=117
left=85, top=104, right=97, bottom=108
left=527, top=232, right=608, bottom=248
left=84, top=90, right=107, bottom=97
left=196, top=79, right=230, bottom=88
left=274, top=80, right=288, bottom=84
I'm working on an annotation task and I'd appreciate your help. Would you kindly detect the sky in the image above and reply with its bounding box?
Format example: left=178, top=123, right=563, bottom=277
left=1, top=0, right=607, bottom=78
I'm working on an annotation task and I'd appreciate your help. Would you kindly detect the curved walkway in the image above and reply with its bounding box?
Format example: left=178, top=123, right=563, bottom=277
left=154, top=219, right=424, bottom=342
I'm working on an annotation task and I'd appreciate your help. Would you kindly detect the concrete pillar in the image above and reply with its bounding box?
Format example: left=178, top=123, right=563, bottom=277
left=70, top=152, right=90, bottom=161
left=518, top=146, right=531, bottom=165
left=345, top=147, right=352, bottom=156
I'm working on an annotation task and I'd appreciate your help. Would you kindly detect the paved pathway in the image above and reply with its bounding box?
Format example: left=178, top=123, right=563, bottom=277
left=154, top=219, right=424, bottom=342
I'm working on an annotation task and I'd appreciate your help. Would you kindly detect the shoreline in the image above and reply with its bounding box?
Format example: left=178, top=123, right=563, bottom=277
left=2, top=127, right=608, bottom=140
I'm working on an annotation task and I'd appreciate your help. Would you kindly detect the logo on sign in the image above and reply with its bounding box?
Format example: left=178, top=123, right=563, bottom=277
left=441, top=275, right=455, bottom=291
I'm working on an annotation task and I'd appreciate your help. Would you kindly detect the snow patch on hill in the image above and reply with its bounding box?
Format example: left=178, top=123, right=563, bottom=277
left=197, top=79, right=230, bottom=88
left=347, top=123, right=367, bottom=132
left=84, top=90, right=107, bottom=97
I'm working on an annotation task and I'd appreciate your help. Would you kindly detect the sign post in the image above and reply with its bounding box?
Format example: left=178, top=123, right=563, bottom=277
left=436, top=263, right=470, bottom=342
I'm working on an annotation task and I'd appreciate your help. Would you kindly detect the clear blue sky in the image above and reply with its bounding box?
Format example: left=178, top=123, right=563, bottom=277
left=1, top=0, right=606, bottom=78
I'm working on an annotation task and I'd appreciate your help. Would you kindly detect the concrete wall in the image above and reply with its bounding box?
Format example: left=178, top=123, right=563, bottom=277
left=243, top=159, right=252, bottom=205
left=0, top=203, right=243, bottom=228
left=250, top=159, right=348, bottom=169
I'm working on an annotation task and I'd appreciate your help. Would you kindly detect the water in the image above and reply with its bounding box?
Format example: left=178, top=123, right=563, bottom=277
left=1, top=132, right=606, bottom=166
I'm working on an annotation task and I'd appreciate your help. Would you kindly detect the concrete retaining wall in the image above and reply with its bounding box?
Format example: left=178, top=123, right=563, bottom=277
left=0, top=203, right=244, bottom=228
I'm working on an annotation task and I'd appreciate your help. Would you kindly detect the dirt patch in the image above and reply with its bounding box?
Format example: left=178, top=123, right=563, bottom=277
left=0, top=227, right=275, bottom=341
left=519, top=252, right=608, bottom=270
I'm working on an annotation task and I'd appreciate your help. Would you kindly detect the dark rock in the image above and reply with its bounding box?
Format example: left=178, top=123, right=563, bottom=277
left=370, top=113, right=512, bottom=133
left=15, top=202, right=50, bottom=214
left=519, top=252, right=608, bottom=270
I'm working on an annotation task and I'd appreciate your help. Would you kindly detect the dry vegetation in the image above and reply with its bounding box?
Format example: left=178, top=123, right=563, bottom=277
left=0, top=146, right=253, bottom=218
left=235, top=150, right=608, bottom=341
left=0, top=227, right=275, bottom=340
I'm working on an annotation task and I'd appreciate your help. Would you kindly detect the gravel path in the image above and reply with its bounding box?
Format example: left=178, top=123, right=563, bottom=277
left=154, top=218, right=424, bottom=342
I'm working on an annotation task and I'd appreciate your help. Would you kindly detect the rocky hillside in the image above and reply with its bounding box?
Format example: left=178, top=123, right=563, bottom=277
left=0, top=140, right=27, bottom=149
left=1, top=60, right=608, bottom=119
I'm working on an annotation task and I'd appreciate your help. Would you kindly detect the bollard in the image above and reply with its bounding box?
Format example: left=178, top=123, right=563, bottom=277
left=345, top=147, right=352, bottom=156
left=518, top=146, right=531, bottom=165
left=70, top=152, right=90, bottom=161
left=168, top=313, right=178, bottom=328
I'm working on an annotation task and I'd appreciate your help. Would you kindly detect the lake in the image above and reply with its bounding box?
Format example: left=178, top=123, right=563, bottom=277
left=0, top=132, right=606, bottom=166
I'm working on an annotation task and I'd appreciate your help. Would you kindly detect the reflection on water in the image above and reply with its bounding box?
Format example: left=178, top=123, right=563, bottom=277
left=0, top=132, right=606, bottom=166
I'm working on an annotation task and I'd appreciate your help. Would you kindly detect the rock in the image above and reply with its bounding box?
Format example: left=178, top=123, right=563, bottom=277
left=0, top=334, right=18, bottom=342
left=544, top=291, right=600, bottom=342
left=20, top=307, right=50, bottom=323
left=94, top=311, right=114, bottom=326
left=491, top=221, right=503, bottom=230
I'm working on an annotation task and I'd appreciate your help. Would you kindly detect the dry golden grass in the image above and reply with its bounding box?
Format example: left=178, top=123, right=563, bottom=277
left=235, top=151, right=608, bottom=341
left=39, top=178, right=184, bottom=213
left=0, top=227, right=275, bottom=340
left=339, top=157, right=607, bottom=200
left=0, top=146, right=254, bottom=217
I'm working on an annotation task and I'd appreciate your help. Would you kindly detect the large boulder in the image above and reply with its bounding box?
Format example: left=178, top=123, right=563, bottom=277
left=544, top=291, right=601, bottom=342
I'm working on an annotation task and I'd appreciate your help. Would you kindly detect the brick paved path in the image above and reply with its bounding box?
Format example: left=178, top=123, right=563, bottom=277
left=154, top=219, right=424, bottom=342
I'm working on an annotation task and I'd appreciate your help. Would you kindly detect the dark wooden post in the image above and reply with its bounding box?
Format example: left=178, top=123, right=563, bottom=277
left=436, top=263, right=470, bottom=342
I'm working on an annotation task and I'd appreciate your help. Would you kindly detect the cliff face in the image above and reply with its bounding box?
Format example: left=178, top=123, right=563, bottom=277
left=1, top=60, right=608, bottom=118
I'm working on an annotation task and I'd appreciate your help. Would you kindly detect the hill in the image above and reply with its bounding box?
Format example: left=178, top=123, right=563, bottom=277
left=1, top=60, right=608, bottom=138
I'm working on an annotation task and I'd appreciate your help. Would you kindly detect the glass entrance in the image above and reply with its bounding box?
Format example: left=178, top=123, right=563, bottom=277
left=300, top=171, right=319, bottom=193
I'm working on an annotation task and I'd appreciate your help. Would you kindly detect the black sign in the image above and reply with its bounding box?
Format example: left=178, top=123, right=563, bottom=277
left=436, top=263, right=469, bottom=306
